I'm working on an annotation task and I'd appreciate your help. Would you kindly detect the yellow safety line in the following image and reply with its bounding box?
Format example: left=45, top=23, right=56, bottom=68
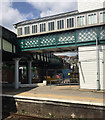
left=16, top=92, right=105, bottom=102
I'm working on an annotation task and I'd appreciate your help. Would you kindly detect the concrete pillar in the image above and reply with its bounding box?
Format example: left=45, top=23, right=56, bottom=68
left=14, top=58, right=21, bottom=89
left=28, top=61, right=32, bottom=84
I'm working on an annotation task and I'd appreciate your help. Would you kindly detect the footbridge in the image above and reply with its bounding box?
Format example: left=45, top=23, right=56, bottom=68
left=18, top=25, right=105, bottom=52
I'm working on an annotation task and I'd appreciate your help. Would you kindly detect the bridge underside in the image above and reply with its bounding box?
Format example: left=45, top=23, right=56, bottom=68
left=29, top=46, right=77, bottom=53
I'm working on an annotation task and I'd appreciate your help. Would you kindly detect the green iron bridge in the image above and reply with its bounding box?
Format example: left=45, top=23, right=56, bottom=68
left=18, top=25, right=105, bottom=52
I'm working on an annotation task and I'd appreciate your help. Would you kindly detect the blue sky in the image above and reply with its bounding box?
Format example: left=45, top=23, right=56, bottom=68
left=12, top=2, right=41, bottom=19
left=0, top=0, right=77, bottom=32
left=0, top=0, right=104, bottom=32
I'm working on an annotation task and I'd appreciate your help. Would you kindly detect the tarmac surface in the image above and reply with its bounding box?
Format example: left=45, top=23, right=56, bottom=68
left=2, top=85, right=105, bottom=106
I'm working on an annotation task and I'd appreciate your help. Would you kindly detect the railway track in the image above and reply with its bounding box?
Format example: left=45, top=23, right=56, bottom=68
left=5, top=112, right=52, bottom=120
left=4, top=113, right=75, bottom=120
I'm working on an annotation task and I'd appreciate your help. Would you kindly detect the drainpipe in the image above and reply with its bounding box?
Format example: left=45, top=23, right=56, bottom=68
left=96, top=32, right=100, bottom=90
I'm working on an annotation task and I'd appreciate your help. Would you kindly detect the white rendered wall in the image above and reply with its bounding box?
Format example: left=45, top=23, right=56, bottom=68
left=79, top=45, right=105, bottom=90
left=78, top=0, right=105, bottom=12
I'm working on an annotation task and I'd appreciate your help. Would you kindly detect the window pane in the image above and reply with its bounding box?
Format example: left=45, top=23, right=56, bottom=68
left=51, top=22, right=54, bottom=30
left=77, top=16, right=85, bottom=26
left=83, top=16, right=85, bottom=25
left=3, top=39, right=12, bottom=52
left=88, top=14, right=97, bottom=24
left=32, top=25, right=37, bottom=33
left=40, top=24, right=41, bottom=32
left=44, top=23, right=46, bottom=31
left=62, top=20, right=64, bottom=28
left=60, top=20, right=61, bottom=29
left=88, top=15, right=91, bottom=24
left=18, top=28, right=22, bottom=36
left=40, top=23, right=46, bottom=32
left=41, top=24, right=44, bottom=32
left=0, top=38, right=1, bottom=49
left=100, top=12, right=105, bottom=23
left=24, top=27, right=26, bottom=34
left=24, top=26, right=30, bottom=34
left=69, top=19, right=71, bottom=27
left=48, top=23, right=50, bottom=31
left=36, top=25, right=37, bottom=33
left=67, top=18, right=74, bottom=28
left=104, top=12, right=105, bottom=22
left=93, top=14, right=95, bottom=23
left=13, top=45, right=16, bottom=53
left=57, top=20, right=64, bottom=29
left=77, top=17, right=80, bottom=26
left=72, top=18, right=74, bottom=27
left=57, top=21, right=59, bottom=29
left=67, top=19, right=69, bottom=28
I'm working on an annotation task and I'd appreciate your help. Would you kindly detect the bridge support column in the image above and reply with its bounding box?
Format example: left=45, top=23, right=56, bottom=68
left=14, top=58, right=21, bottom=89
left=28, top=61, right=32, bottom=84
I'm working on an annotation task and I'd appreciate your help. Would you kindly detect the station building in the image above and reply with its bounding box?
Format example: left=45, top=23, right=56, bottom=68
left=0, top=26, right=20, bottom=84
left=1, top=0, right=105, bottom=90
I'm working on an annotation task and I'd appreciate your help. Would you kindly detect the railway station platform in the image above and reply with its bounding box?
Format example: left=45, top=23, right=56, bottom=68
left=2, top=85, right=105, bottom=119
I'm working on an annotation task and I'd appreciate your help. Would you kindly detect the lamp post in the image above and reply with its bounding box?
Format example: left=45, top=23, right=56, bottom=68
left=95, top=30, right=100, bottom=90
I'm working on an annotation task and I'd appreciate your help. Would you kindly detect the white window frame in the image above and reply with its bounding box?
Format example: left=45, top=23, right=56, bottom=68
left=32, top=24, right=38, bottom=34
left=66, top=16, right=75, bottom=29
left=48, top=20, right=55, bottom=31
left=99, top=10, right=105, bottom=23
left=24, top=25, right=30, bottom=35
left=76, top=14, right=86, bottom=27
left=87, top=12, right=97, bottom=25
left=56, top=18, right=65, bottom=30
left=17, top=27, right=23, bottom=36
left=39, top=22, right=46, bottom=33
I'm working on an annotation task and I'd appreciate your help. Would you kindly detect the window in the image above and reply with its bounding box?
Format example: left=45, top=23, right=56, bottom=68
left=100, top=12, right=105, bottom=23
left=37, top=55, right=40, bottom=60
left=13, top=45, right=16, bottom=53
left=57, top=20, right=64, bottom=29
left=3, top=39, right=12, bottom=52
left=40, top=23, right=46, bottom=32
left=67, top=18, right=74, bottom=28
left=77, top=15, right=85, bottom=26
left=48, top=22, right=54, bottom=31
left=88, top=13, right=97, bottom=25
left=17, top=28, right=22, bottom=36
left=41, top=55, right=43, bottom=61
left=32, top=25, right=37, bottom=33
left=0, top=38, right=1, bottom=49
left=24, top=26, right=30, bottom=35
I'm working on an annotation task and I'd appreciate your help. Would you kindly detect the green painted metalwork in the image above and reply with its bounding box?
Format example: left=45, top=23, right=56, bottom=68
left=58, top=31, right=75, bottom=44
left=76, top=27, right=97, bottom=42
left=99, top=26, right=105, bottom=40
left=18, top=26, right=105, bottom=51
left=32, top=52, right=63, bottom=66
